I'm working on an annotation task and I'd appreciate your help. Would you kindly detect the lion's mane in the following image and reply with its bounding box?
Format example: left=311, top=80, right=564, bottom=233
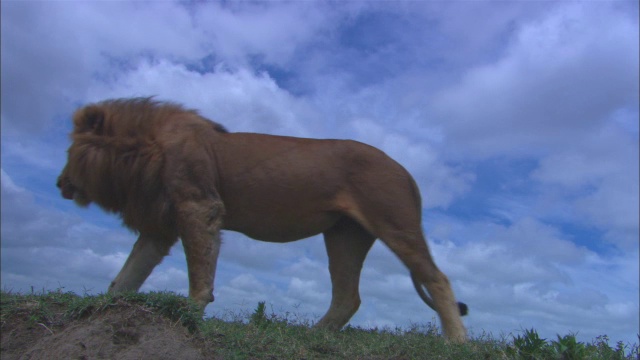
left=62, top=97, right=227, bottom=233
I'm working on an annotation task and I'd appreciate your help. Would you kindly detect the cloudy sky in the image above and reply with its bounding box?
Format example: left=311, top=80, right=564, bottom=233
left=1, top=0, right=638, bottom=347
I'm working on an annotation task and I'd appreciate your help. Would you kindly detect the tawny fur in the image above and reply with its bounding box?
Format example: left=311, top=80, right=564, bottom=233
left=57, top=98, right=467, bottom=342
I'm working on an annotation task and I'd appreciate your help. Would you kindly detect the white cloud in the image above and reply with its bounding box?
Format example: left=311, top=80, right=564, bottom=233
left=214, top=274, right=281, bottom=312
left=281, top=256, right=328, bottom=281
left=286, top=277, right=325, bottom=304
left=87, top=60, right=316, bottom=137
left=1, top=1, right=202, bottom=134
left=0, top=169, right=135, bottom=294
left=142, top=267, right=189, bottom=295
left=426, top=1, right=639, bottom=255
left=431, top=3, right=638, bottom=159
left=1, top=169, right=132, bottom=252
left=1, top=169, right=21, bottom=194
left=1, top=136, right=67, bottom=172
left=192, top=2, right=334, bottom=66
left=1, top=247, right=125, bottom=294
left=531, top=125, right=639, bottom=249
left=219, top=233, right=320, bottom=272
left=1, top=169, right=76, bottom=249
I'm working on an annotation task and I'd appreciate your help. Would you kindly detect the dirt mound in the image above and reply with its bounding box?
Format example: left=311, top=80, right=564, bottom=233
left=1, top=300, right=216, bottom=360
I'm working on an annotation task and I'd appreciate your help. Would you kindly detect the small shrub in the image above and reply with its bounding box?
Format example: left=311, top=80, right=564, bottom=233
left=507, top=328, right=550, bottom=359
left=250, top=301, right=270, bottom=329
left=552, top=334, right=587, bottom=360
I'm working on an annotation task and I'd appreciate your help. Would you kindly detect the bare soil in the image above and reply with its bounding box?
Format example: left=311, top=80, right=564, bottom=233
left=1, top=300, right=217, bottom=360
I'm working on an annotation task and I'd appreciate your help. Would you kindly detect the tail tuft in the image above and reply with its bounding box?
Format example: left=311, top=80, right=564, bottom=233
left=458, top=302, right=468, bottom=316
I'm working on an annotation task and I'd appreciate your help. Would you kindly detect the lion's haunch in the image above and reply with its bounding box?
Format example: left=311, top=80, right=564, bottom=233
left=57, top=97, right=468, bottom=343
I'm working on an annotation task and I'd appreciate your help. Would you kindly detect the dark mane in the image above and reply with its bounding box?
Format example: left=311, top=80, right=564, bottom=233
left=65, top=97, right=228, bottom=233
left=83, top=97, right=229, bottom=135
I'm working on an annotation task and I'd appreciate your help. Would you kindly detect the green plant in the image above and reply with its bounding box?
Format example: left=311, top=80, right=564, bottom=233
left=249, top=301, right=271, bottom=329
left=552, top=334, right=587, bottom=360
left=507, top=328, right=550, bottom=359
left=589, top=334, right=631, bottom=360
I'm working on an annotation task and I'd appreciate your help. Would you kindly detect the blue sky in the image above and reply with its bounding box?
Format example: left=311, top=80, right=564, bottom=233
left=1, top=0, right=638, bottom=347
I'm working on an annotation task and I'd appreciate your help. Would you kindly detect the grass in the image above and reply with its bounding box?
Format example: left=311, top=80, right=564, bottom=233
left=1, top=289, right=638, bottom=359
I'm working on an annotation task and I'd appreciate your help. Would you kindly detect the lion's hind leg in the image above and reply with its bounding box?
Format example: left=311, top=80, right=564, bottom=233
left=108, top=233, right=177, bottom=294
left=315, top=218, right=376, bottom=330
left=378, top=230, right=467, bottom=343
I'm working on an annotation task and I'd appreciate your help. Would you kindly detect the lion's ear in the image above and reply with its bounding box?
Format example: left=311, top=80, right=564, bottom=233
left=74, top=106, right=105, bottom=134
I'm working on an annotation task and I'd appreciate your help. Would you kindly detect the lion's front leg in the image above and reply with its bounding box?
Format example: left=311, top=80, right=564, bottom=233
left=109, top=233, right=177, bottom=294
left=175, top=198, right=224, bottom=311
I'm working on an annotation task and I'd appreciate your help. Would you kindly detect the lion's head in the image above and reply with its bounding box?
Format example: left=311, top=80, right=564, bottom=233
left=56, top=101, right=116, bottom=209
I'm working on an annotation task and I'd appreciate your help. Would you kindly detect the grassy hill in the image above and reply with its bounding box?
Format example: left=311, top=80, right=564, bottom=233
left=1, top=290, right=636, bottom=359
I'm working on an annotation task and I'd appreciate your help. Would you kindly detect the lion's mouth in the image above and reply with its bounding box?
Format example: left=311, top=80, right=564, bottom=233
left=61, top=186, right=75, bottom=200
left=57, top=177, right=76, bottom=200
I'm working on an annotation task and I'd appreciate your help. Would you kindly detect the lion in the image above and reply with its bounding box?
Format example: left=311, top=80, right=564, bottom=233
left=57, top=98, right=468, bottom=342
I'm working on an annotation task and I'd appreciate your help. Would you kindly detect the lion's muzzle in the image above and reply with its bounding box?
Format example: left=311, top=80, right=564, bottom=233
left=56, top=176, right=76, bottom=200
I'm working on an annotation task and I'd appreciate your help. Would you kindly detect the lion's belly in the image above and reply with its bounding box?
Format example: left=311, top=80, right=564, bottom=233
left=222, top=207, right=341, bottom=243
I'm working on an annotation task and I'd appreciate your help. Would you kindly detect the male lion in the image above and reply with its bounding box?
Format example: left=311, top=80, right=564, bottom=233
left=57, top=98, right=468, bottom=342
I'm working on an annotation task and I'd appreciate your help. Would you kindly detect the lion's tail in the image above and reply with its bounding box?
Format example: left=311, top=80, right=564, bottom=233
left=411, top=272, right=469, bottom=316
